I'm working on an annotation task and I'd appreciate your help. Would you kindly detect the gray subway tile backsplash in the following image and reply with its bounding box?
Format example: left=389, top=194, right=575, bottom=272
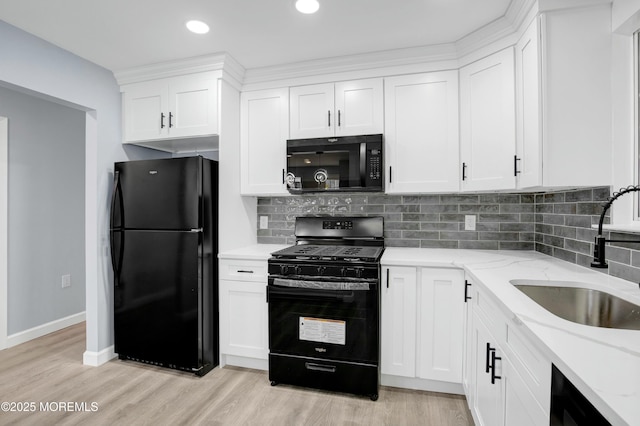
left=256, top=186, right=640, bottom=285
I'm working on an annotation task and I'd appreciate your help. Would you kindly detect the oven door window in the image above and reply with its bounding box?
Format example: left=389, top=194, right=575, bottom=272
left=287, top=144, right=361, bottom=190
left=268, top=282, right=378, bottom=363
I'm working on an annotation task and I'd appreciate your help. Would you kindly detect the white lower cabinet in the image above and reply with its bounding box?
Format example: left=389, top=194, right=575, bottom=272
left=381, top=266, right=417, bottom=377
left=466, top=278, right=550, bottom=426
left=381, top=265, right=465, bottom=390
left=471, top=314, right=505, bottom=426
left=503, top=357, right=547, bottom=426
left=219, top=258, right=269, bottom=370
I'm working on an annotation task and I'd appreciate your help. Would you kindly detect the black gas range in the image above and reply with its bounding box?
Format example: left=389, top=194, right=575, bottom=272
left=267, top=216, right=384, bottom=401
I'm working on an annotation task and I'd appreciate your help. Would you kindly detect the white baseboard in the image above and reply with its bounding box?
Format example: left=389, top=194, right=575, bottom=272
left=83, top=345, right=116, bottom=367
left=7, top=311, right=86, bottom=348
left=221, top=354, right=268, bottom=371
left=381, top=374, right=465, bottom=395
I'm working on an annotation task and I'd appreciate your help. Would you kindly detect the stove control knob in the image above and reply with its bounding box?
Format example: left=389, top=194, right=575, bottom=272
left=317, top=266, right=326, bottom=275
left=294, top=266, right=302, bottom=275
left=280, top=265, right=289, bottom=275
left=355, top=268, right=364, bottom=278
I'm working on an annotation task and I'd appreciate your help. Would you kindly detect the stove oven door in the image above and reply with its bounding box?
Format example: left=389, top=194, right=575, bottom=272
left=267, top=278, right=379, bottom=363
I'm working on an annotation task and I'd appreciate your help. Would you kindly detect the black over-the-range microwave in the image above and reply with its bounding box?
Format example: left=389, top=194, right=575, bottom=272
left=285, top=134, right=383, bottom=194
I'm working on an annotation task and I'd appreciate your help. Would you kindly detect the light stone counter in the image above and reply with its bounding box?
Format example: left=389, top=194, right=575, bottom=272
left=218, top=244, right=288, bottom=261
left=382, top=248, right=640, bottom=426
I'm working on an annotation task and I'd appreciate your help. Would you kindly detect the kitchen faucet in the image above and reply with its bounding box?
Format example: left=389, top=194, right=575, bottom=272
left=591, top=185, right=640, bottom=268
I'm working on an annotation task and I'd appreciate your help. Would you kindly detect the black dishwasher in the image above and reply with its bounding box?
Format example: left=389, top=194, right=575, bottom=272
left=550, top=364, right=611, bottom=426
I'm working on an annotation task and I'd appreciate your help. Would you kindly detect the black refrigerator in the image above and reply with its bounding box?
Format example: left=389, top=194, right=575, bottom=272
left=110, top=156, right=218, bottom=376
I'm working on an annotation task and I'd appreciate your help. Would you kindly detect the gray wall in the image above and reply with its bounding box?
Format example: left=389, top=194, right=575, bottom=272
left=256, top=186, right=640, bottom=285
left=0, top=86, right=85, bottom=335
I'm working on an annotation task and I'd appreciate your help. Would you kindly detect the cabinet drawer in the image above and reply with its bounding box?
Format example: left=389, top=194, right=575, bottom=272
left=472, top=285, right=507, bottom=346
left=505, top=319, right=551, bottom=413
left=219, top=259, right=268, bottom=282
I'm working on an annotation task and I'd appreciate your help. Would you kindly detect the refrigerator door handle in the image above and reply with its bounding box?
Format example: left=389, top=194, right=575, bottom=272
left=110, top=170, right=120, bottom=229
left=110, top=230, right=124, bottom=286
left=110, top=171, right=124, bottom=285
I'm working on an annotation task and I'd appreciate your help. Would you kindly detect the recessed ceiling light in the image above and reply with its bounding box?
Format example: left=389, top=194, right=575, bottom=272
left=295, top=0, right=320, bottom=14
left=186, top=20, right=210, bottom=34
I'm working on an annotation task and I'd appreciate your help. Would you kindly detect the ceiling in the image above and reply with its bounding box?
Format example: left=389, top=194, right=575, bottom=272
left=0, top=0, right=513, bottom=72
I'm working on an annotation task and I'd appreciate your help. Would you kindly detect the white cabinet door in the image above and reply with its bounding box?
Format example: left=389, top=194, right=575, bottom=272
left=122, top=73, right=219, bottom=145
left=289, top=79, right=383, bottom=139
left=515, top=18, right=542, bottom=189
left=381, top=266, right=417, bottom=377
left=219, top=279, right=268, bottom=360
left=240, top=88, right=289, bottom=195
left=503, top=358, right=547, bottom=426
left=168, top=76, right=218, bottom=139
left=417, top=268, right=465, bottom=383
left=460, top=48, right=516, bottom=191
left=462, top=278, right=474, bottom=402
left=290, top=83, right=334, bottom=139
left=385, top=72, right=460, bottom=193
left=334, top=78, right=383, bottom=137
left=123, top=80, right=168, bottom=142
left=472, top=315, right=504, bottom=426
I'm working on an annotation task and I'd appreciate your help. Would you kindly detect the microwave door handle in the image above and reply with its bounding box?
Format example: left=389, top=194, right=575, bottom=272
left=359, top=142, right=366, bottom=187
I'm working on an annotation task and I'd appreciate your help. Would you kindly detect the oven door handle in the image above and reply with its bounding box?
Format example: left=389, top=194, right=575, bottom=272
left=267, top=286, right=355, bottom=303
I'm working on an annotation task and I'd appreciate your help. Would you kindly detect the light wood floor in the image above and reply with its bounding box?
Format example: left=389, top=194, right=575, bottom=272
left=0, top=323, right=474, bottom=425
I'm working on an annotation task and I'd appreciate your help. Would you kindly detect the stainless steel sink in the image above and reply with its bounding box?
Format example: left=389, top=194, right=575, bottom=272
left=511, top=281, right=640, bottom=330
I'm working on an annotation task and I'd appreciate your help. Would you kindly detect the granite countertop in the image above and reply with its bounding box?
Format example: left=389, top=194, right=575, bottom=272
left=218, top=244, right=640, bottom=424
left=383, top=247, right=640, bottom=426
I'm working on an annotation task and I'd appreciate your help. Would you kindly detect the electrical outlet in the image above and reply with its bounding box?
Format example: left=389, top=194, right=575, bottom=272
left=259, top=216, right=269, bottom=229
left=464, top=215, right=476, bottom=231
left=61, top=274, right=71, bottom=288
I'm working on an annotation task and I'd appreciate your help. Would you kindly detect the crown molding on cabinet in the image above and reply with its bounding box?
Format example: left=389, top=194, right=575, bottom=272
left=455, top=0, right=536, bottom=60
left=112, top=0, right=608, bottom=92
left=113, top=52, right=246, bottom=90
left=538, top=0, right=611, bottom=13
left=241, top=0, right=536, bottom=90
left=242, top=44, right=460, bottom=91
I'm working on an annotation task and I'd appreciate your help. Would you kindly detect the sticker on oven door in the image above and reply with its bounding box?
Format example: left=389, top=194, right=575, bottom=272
left=299, top=317, right=346, bottom=345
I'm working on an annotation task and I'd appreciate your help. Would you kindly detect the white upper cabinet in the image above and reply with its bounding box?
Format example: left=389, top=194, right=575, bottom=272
left=167, top=77, right=218, bottom=139
left=289, top=83, right=334, bottom=139
left=289, top=78, right=383, bottom=139
left=515, top=18, right=542, bottom=189
left=240, top=88, right=289, bottom=195
left=122, top=72, right=219, bottom=151
left=385, top=71, right=460, bottom=193
left=515, top=7, right=611, bottom=188
left=335, top=79, right=384, bottom=136
left=460, top=48, right=516, bottom=192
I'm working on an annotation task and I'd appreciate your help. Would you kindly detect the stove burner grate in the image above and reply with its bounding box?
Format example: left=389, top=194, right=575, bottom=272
left=271, top=244, right=383, bottom=261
